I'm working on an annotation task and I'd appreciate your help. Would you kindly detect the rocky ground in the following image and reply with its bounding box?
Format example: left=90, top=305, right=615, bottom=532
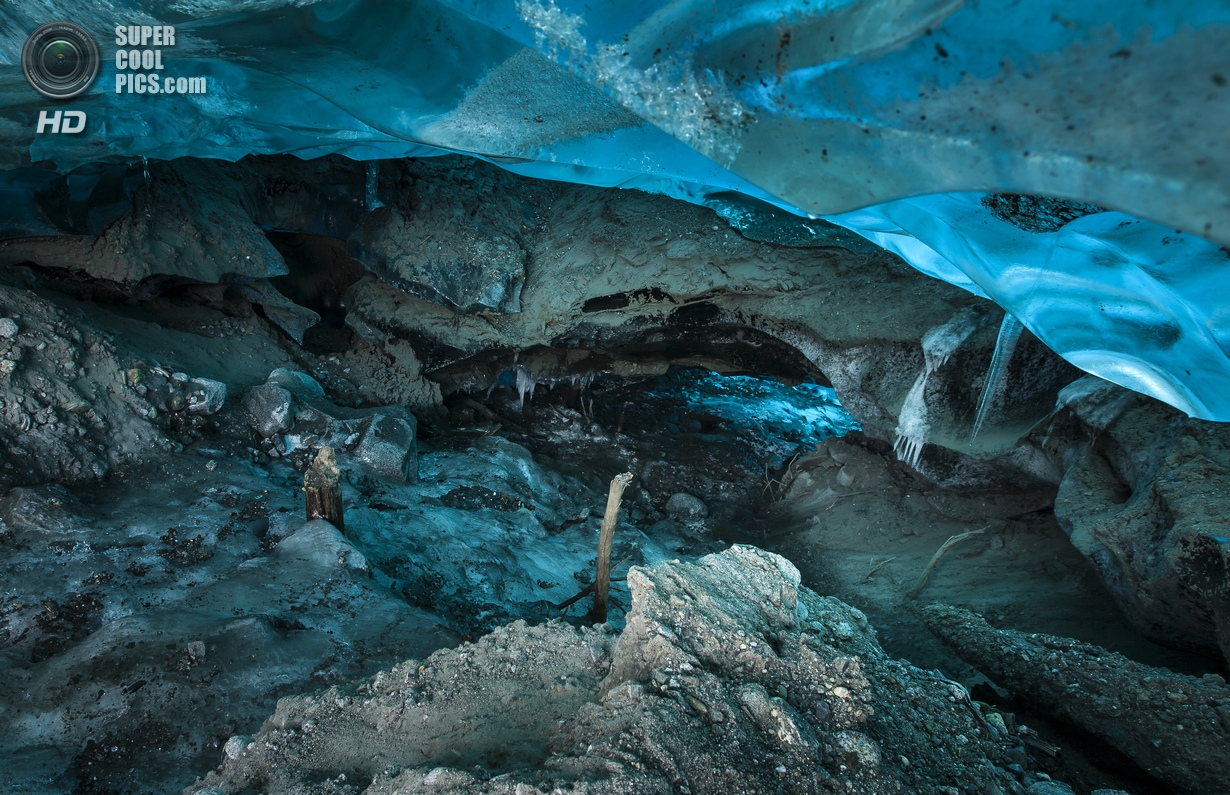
left=0, top=153, right=1227, bottom=794
left=187, top=546, right=1102, bottom=795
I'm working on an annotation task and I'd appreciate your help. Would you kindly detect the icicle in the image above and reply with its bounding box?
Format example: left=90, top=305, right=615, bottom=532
left=365, top=162, right=383, bottom=210
left=971, top=314, right=1025, bottom=442
left=893, top=308, right=982, bottom=469
left=515, top=366, right=537, bottom=409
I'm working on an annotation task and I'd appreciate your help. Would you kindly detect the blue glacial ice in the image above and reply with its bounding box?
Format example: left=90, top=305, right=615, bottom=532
left=0, top=0, right=1228, bottom=418
left=646, top=369, right=861, bottom=466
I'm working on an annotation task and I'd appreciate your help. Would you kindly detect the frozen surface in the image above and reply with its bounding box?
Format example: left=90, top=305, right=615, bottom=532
left=0, top=430, right=678, bottom=791
left=645, top=370, right=860, bottom=465
left=1, top=1, right=1229, bottom=418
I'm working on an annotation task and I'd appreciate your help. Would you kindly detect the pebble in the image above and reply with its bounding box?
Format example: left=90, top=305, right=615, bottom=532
left=223, top=735, right=251, bottom=760
left=666, top=492, right=708, bottom=519
left=0, top=318, right=17, bottom=338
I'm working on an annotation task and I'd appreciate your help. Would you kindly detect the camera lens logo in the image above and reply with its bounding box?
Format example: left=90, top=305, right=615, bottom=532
left=22, top=21, right=100, bottom=99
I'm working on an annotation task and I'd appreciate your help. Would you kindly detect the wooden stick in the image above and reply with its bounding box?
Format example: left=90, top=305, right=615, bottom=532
left=902, top=527, right=987, bottom=603
left=592, top=472, right=633, bottom=623
left=304, top=446, right=344, bottom=533
left=864, top=556, right=897, bottom=581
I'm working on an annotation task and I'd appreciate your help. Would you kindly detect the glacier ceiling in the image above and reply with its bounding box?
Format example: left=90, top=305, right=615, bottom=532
left=0, top=0, right=1228, bottom=418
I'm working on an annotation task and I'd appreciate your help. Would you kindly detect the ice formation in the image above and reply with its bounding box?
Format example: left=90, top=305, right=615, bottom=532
left=0, top=1, right=1227, bottom=420
left=971, top=314, right=1025, bottom=442
left=364, top=162, right=382, bottom=211
left=893, top=309, right=983, bottom=469
left=648, top=370, right=861, bottom=465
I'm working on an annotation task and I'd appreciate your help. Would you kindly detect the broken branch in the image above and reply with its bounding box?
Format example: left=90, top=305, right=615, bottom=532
left=903, top=527, right=987, bottom=603
left=592, top=472, right=634, bottom=623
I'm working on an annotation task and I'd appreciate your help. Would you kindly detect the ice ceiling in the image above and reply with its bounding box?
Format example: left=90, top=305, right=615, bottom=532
left=0, top=1, right=1228, bottom=418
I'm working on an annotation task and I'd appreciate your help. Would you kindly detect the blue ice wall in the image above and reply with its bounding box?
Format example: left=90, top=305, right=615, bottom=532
left=0, top=1, right=1228, bottom=418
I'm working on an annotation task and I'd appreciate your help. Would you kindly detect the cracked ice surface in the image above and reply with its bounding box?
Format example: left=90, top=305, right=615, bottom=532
left=0, top=1, right=1228, bottom=417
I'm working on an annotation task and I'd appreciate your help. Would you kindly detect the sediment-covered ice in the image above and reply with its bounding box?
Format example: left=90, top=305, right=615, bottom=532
left=0, top=0, right=1227, bottom=418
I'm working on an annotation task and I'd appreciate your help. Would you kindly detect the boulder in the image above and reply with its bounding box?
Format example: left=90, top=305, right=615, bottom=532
left=351, top=414, right=418, bottom=482
left=237, top=280, right=320, bottom=345
left=242, top=383, right=294, bottom=438
left=0, top=159, right=287, bottom=293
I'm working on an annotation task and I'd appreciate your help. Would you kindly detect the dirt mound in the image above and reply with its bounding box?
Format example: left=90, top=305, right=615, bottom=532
left=188, top=545, right=1072, bottom=795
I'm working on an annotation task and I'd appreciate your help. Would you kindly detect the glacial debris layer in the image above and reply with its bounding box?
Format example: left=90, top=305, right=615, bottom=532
left=188, top=546, right=1074, bottom=795
left=923, top=604, right=1230, bottom=795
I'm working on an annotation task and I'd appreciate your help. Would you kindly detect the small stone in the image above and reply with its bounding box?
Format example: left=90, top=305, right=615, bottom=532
left=736, top=683, right=817, bottom=749
left=187, top=378, right=227, bottom=415
left=223, top=735, right=251, bottom=760
left=665, top=492, right=708, bottom=519
left=684, top=694, right=708, bottom=714
left=1027, top=783, right=1074, bottom=795
left=832, top=730, right=881, bottom=769
left=0, top=318, right=16, bottom=338
left=187, top=640, right=206, bottom=660
left=243, top=383, right=295, bottom=437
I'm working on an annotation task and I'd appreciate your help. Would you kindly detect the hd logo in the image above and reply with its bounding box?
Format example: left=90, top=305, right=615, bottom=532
left=36, top=110, right=87, bottom=134
left=22, top=21, right=99, bottom=134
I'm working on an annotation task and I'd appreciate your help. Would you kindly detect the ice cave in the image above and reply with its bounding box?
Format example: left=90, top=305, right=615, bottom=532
left=0, top=1, right=1228, bottom=794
